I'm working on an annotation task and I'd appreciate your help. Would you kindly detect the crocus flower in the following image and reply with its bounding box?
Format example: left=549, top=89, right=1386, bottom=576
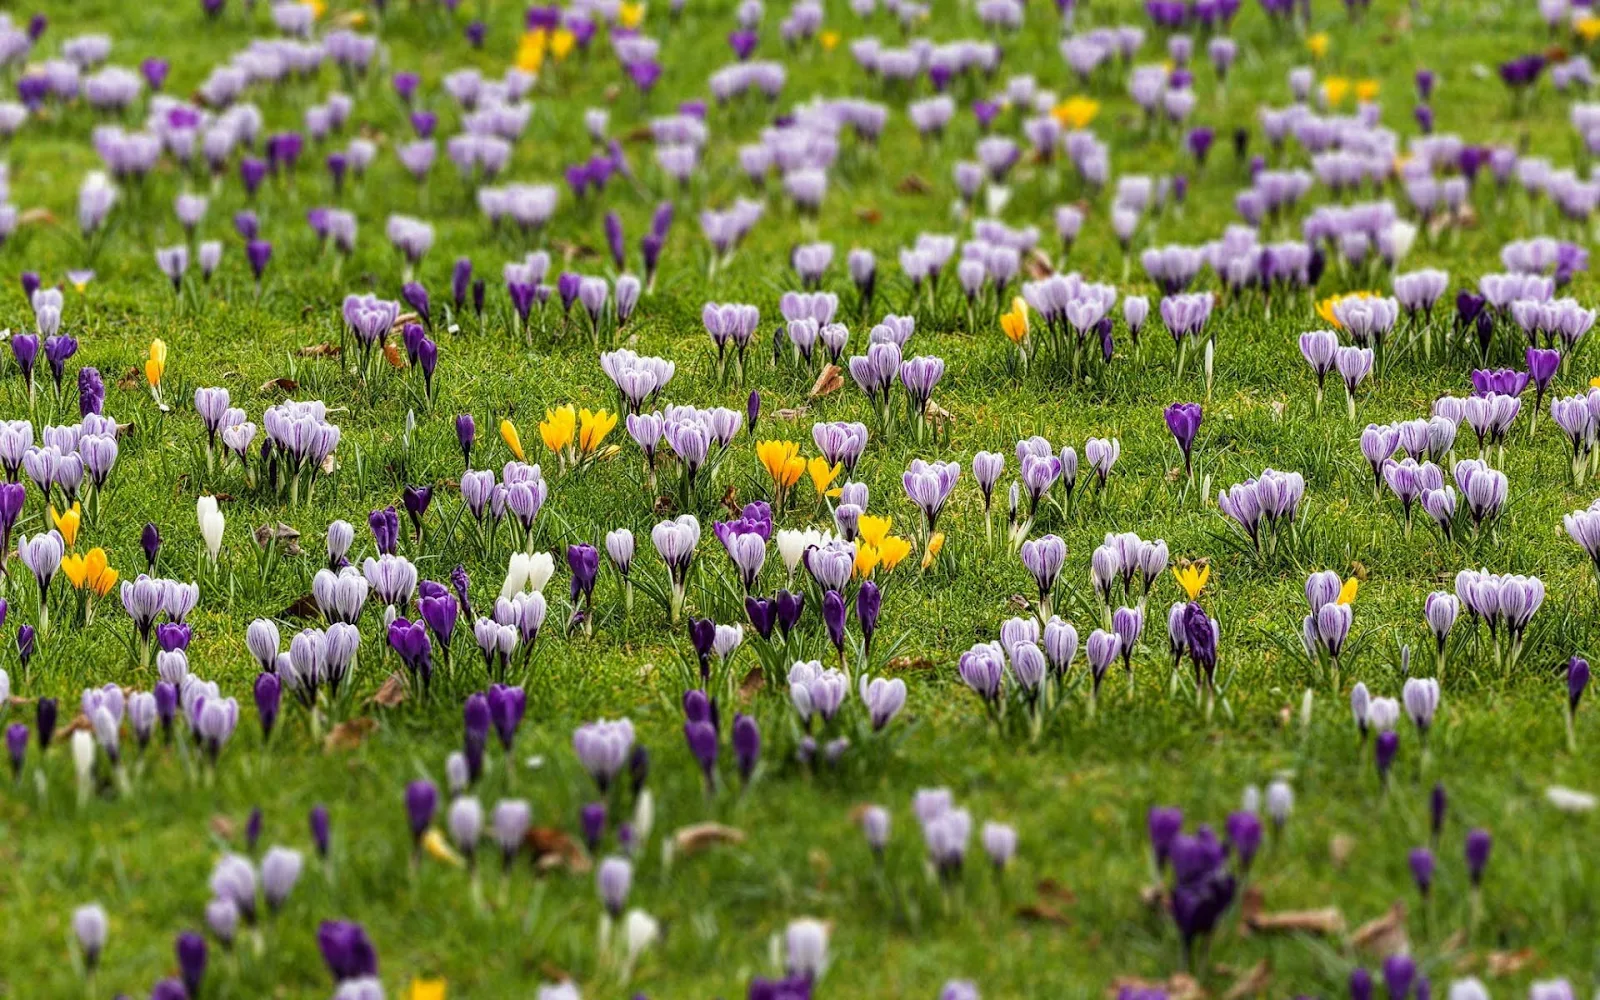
left=1164, top=402, right=1203, bottom=476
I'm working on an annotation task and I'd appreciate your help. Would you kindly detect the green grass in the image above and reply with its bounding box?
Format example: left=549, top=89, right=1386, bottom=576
left=1, top=0, right=1599, bottom=997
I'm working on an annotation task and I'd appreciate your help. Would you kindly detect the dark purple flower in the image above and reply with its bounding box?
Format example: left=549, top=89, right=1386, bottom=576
left=246, top=240, right=272, bottom=283
left=78, top=366, right=105, bottom=416
left=240, top=159, right=268, bottom=198
left=405, top=780, right=437, bottom=845
left=43, top=334, right=75, bottom=390
left=451, top=258, right=472, bottom=311
left=1381, top=953, right=1416, bottom=1000
left=465, top=20, right=486, bottom=46
left=402, top=282, right=430, bottom=326
left=775, top=589, right=804, bottom=637
left=684, top=719, right=718, bottom=785
left=254, top=672, right=280, bottom=742
left=822, top=589, right=847, bottom=653
left=401, top=485, right=433, bottom=536
left=310, top=804, right=331, bottom=858
left=317, top=920, right=378, bottom=982
left=245, top=807, right=263, bottom=852
left=33, top=694, right=52, bottom=750
left=729, top=29, right=759, bottom=60
left=604, top=212, right=625, bottom=271
left=1407, top=846, right=1435, bottom=896
left=1375, top=730, right=1400, bottom=784
left=5, top=723, right=25, bottom=779
left=418, top=589, right=457, bottom=650
left=1148, top=806, right=1183, bottom=868
left=1430, top=782, right=1447, bottom=843
left=1224, top=810, right=1262, bottom=870
left=732, top=713, right=759, bottom=783
left=1464, top=828, right=1492, bottom=886
left=1350, top=967, right=1374, bottom=1000
left=581, top=801, right=607, bottom=850
left=369, top=506, right=400, bottom=555
left=1186, top=127, right=1215, bottom=165
left=463, top=692, right=491, bottom=783
left=1164, top=402, right=1203, bottom=474
left=10, top=333, right=37, bottom=386
left=142, top=522, right=161, bottom=571
left=1570, top=655, right=1591, bottom=713
left=176, top=931, right=206, bottom=998
left=487, top=684, right=525, bottom=752
left=1415, top=69, right=1435, bottom=100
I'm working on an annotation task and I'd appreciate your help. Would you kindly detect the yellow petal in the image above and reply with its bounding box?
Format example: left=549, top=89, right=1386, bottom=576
left=1337, top=578, right=1359, bottom=605
left=422, top=828, right=463, bottom=867
left=920, top=532, right=944, bottom=570
left=405, top=978, right=448, bottom=1000
left=879, top=535, right=912, bottom=570
left=499, top=419, right=525, bottom=461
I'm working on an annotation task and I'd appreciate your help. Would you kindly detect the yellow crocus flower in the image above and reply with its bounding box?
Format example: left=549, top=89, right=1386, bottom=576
left=301, top=0, right=326, bottom=18
left=618, top=2, right=645, bottom=28
left=60, top=552, right=87, bottom=589
left=857, top=514, right=893, bottom=549
left=539, top=405, right=577, bottom=454
left=145, top=339, right=168, bottom=389
left=1355, top=79, right=1380, bottom=103
left=1315, top=291, right=1378, bottom=330
left=1578, top=15, right=1600, bottom=42
left=1001, top=297, right=1030, bottom=344
left=854, top=544, right=881, bottom=579
left=1337, top=577, right=1359, bottom=604
left=1306, top=32, right=1329, bottom=59
left=1322, top=76, right=1351, bottom=108
left=516, top=31, right=548, bottom=75
left=820, top=30, right=840, bottom=51
left=920, top=532, right=944, bottom=570
left=878, top=535, right=912, bottom=571
left=422, top=828, right=463, bottom=867
left=756, top=440, right=804, bottom=488
left=406, top=980, right=448, bottom=1000
left=551, top=29, right=576, bottom=60
left=1050, top=97, right=1100, bottom=130
left=1590, top=376, right=1600, bottom=389
left=807, top=456, right=842, bottom=498
left=51, top=503, right=82, bottom=548
left=578, top=408, right=617, bottom=454
left=499, top=418, right=525, bottom=461
left=1173, top=561, right=1210, bottom=600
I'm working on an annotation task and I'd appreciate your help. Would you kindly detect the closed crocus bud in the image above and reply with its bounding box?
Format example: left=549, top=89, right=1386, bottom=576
left=73, top=902, right=109, bottom=972
left=1225, top=810, right=1263, bottom=870
left=1464, top=828, right=1492, bottom=887
left=35, top=694, right=56, bottom=751
left=6, top=722, right=26, bottom=779
left=405, top=780, right=437, bottom=846
left=597, top=855, right=632, bottom=918
left=1264, top=779, right=1293, bottom=829
left=746, top=390, right=760, bottom=436
left=1430, top=783, right=1447, bottom=843
left=860, top=804, right=890, bottom=853
left=1408, top=846, right=1436, bottom=896
left=262, top=846, right=305, bottom=911
left=310, top=805, right=331, bottom=859
left=141, top=522, right=161, bottom=571
left=1569, top=656, right=1590, bottom=713
left=581, top=801, right=607, bottom=852
left=784, top=918, right=829, bottom=980
left=254, top=672, right=281, bottom=742
left=981, top=821, right=1017, bottom=870
left=176, top=931, right=206, bottom=998
left=732, top=713, right=760, bottom=783
left=456, top=414, right=476, bottom=466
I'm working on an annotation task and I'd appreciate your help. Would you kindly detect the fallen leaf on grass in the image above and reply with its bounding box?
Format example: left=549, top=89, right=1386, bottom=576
left=1246, top=907, right=1344, bottom=936
left=1484, top=949, right=1538, bottom=977
left=1017, top=901, right=1071, bottom=925
left=383, top=343, right=406, bottom=368
left=1348, top=902, right=1408, bottom=956
left=19, top=207, right=56, bottom=226
left=299, top=342, right=342, bottom=358
left=253, top=522, right=302, bottom=555
left=672, top=822, right=745, bottom=855
left=896, top=174, right=931, bottom=194
left=809, top=364, right=844, bottom=398
left=527, top=827, right=590, bottom=873
left=260, top=377, right=299, bottom=393
left=775, top=406, right=808, bottom=421
left=1108, top=975, right=1203, bottom=1000
left=739, top=667, right=765, bottom=698
left=209, top=815, right=237, bottom=840
left=283, top=592, right=320, bottom=619
left=371, top=672, right=409, bottom=708
left=324, top=717, right=378, bottom=752
left=854, top=206, right=882, bottom=224
left=1223, top=960, right=1271, bottom=1000
left=1330, top=833, right=1356, bottom=868
left=1025, top=248, right=1056, bottom=279
left=885, top=655, right=934, bottom=672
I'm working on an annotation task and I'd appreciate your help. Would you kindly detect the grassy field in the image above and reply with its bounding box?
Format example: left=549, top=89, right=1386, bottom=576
left=1, top=0, right=1598, bottom=997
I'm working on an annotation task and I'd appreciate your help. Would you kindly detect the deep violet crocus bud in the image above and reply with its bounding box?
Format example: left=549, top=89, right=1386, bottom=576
left=1464, top=828, right=1492, bottom=887
left=732, top=713, right=760, bottom=783
left=1225, top=810, right=1263, bottom=871
left=581, top=801, right=607, bottom=851
left=176, top=931, right=206, bottom=999
left=822, top=589, right=848, bottom=653
left=1350, top=967, right=1374, bottom=1000
left=142, top=522, right=162, bottom=571
left=684, top=719, right=718, bottom=786
left=463, top=692, right=491, bottom=784
left=402, top=282, right=431, bottom=326
left=1375, top=730, right=1399, bottom=784
left=310, top=804, right=331, bottom=858
left=1429, top=783, right=1447, bottom=844
left=1408, top=846, right=1435, bottom=896
left=452, top=257, right=472, bottom=311
left=747, top=390, right=760, bottom=436
left=246, top=807, right=263, bottom=852
left=254, top=671, right=281, bottom=742
left=1164, top=402, right=1203, bottom=474
left=6, top=723, right=26, bottom=779
left=1148, top=806, right=1183, bottom=868
left=1382, top=953, right=1416, bottom=1000
left=34, top=695, right=54, bottom=751
left=856, top=580, right=881, bottom=655
left=405, top=780, right=438, bottom=846
left=456, top=414, right=476, bottom=466
left=1569, top=656, right=1591, bottom=713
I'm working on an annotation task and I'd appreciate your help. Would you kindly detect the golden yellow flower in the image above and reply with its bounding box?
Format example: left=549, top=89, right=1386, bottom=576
left=1355, top=79, right=1380, bottom=103
left=1591, top=375, right=1600, bottom=389
left=1578, top=15, right=1600, bottom=41
left=1306, top=32, right=1330, bottom=59
left=1001, top=297, right=1030, bottom=345
left=1050, top=97, right=1100, bottom=130
left=145, top=339, right=168, bottom=389
left=60, top=552, right=87, bottom=589
left=1173, top=560, right=1210, bottom=600
left=920, top=532, right=945, bottom=570
left=539, top=405, right=577, bottom=454
left=578, top=408, right=617, bottom=454
left=499, top=419, right=525, bottom=461
left=878, top=535, right=912, bottom=571
left=51, top=503, right=82, bottom=548
left=516, top=31, right=549, bottom=75
left=1337, top=577, right=1359, bottom=604
left=807, top=456, right=842, bottom=498
left=1315, top=291, right=1378, bottom=330
left=300, top=0, right=326, bottom=18
left=857, top=514, right=893, bottom=549
left=422, top=828, right=463, bottom=867
left=854, top=544, right=880, bottom=579
left=405, top=979, right=448, bottom=1000
left=820, top=30, right=840, bottom=51
left=618, top=1, right=645, bottom=28
left=756, top=440, right=804, bottom=488
left=551, top=29, right=576, bottom=60
left=1322, top=76, right=1351, bottom=108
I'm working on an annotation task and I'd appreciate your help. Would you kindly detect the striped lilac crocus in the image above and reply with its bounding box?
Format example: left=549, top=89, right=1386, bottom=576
left=1164, top=402, right=1202, bottom=477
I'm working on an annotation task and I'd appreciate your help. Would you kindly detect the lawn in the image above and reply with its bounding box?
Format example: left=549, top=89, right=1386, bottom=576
left=0, top=0, right=1597, bottom=997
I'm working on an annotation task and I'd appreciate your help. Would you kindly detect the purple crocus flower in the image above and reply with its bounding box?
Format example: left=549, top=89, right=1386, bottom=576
left=405, top=780, right=437, bottom=847
left=5, top=723, right=25, bottom=779
left=254, top=671, right=280, bottom=742
left=684, top=719, right=718, bottom=786
left=33, top=694, right=53, bottom=750
left=1375, top=729, right=1400, bottom=784
left=1224, top=810, right=1262, bottom=871
left=1382, top=953, right=1416, bottom=1000
left=1407, top=846, right=1435, bottom=896
left=1164, top=402, right=1203, bottom=475
left=246, top=240, right=272, bottom=285
left=1148, top=806, right=1183, bottom=869
left=310, top=804, right=331, bottom=858
left=568, top=542, right=600, bottom=606
left=456, top=414, right=476, bottom=466
left=317, top=920, right=378, bottom=982
left=176, top=932, right=206, bottom=997
left=732, top=713, right=760, bottom=783
left=1464, top=828, right=1492, bottom=886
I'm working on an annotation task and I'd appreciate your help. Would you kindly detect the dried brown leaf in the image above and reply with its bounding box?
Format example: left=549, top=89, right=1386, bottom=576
left=527, top=826, right=590, bottom=873
left=1485, top=949, right=1537, bottom=977
left=809, top=363, right=844, bottom=398
left=283, top=592, right=320, bottom=619
left=383, top=343, right=406, bottom=369
left=1348, top=902, right=1408, bottom=957
left=854, top=207, right=882, bottom=224
left=209, top=815, right=237, bottom=840
left=775, top=406, right=808, bottom=421
left=371, top=672, right=409, bottom=708
left=19, top=207, right=56, bottom=226
left=1247, top=907, right=1345, bottom=936
left=1017, top=901, right=1071, bottom=925
left=1026, top=248, right=1056, bottom=279
left=259, top=377, right=299, bottom=393
left=298, top=342, right=342, bottom=358
left=1036, top=878, right=1076, bottom=905
left=886, top=655, right=934, bottom=672
left=253, top=522, right=302, bottom=555
left=1223, top=960, right=1271, bottom=1000
left=896, top=174, right=931, bottom=195
left=739, top=667, right=765, bottom=698
left=1330, top=833, right=1356, bottom=868
left=323, top=717, right=378, bottom=752
left=672, top=822, right=746, bottom=855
